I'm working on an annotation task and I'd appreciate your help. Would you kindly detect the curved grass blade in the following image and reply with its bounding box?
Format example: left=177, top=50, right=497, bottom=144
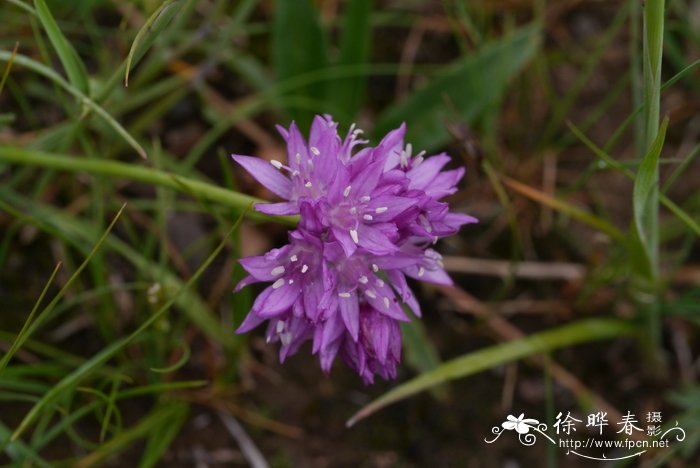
left=10, top=210, right=246, bottom=442
left=567, top=121, right=700, bottom=237
left=125, top=0, right=183, bottom=87
left=632, top=117, right=668, bottom=276
left=375, top=25, right=540, bottom=152
left=347, top=318, right=636, bottom=427
left=500, top=175, right=625, bottom=241
left=0, top=147, right=297, bottom=226
left=33, top=0, right=90, bottom=95
left=0, top=204, right=126, bottom=376
left=150, top=342, right=191, bottom=374
left=0, top=51, right=147, bottom=158
left=0, top=42, right=19, bottom=96
left=0, top=262, right=62, bottom=376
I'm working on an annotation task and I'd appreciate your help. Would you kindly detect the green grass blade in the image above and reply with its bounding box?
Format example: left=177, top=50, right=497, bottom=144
left=568, top=121, right=700, bottom=238
left=0, top=204, right=126, bottom=376
left=33, top=0, right=90, bottom=95
left=9, top=211, right=246, bottom=442
left=347, top=319, right=636, bottom=427
left=0, top=262, right=62, bottom=376
left=0, top=42, right=19, bottom=96
left=125, top=0, right=183, bottom=87
left=374, top=25, right=540, bottom=152
left=501, top=175, right=625, bottom=241
left=138, top=402, right=189, bottom=468
left=632, top=117, right=668, bottom=277
left=0, top=147, right=297, bottom=226
left=329, top=0, right=372, bottom=119
left=273, top=0, right=329, bottom=127
left=0, top=51, right=147, bottom=159
left=74, top=403, right=187, bottom=468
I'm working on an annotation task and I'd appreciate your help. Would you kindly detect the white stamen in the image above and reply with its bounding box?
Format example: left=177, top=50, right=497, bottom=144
left=419, top=214, right=433, bottom=233
left=266, top=335, right=272, bottom=343
left=272, top=278, right=285, bottom=289
left=375, top=207, right=388, bottom=214
left=276, top=321, right=285, bottom=333
left=376, top=279, right=385, bottom=287
left=372, top=264, right=379, bottom=272
left=343, top=185, right=352, bottom=197
left=383, top=297, right=391, bottom=308
left=270, top=159, right=283, bottom=169
left=418, top=267, right=426, bottom=277
left=288, top=279, right=294, bottom=284
left=365, top=290, right=377, bottom=299
left=363, top=214, right=373, bottom=221
left=291, top=170, right=300, bottom=177
left=280, top=332, right=292, bottom=345
left=350, top=207, right=357, bottom=215
left=338, top=292, right=351, bottom=298
left=360, top=195, right=371, bottom=202
left=271, top=266, right=285, bottom=276
left=290, top=255, right=298, bottom=262
left=310, top=146, right=320, bottom=156
left=301, top=264, right=309, bottom=273
left=307, top=159, right=314, bottom=168
left=305, top=181, right=312, bottom=188
left=350, top=229, right=359, bottom=244
left=359, top=275, right=368, bottom=284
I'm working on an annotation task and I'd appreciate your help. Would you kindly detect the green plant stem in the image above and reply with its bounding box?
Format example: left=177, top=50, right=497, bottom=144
left=639, top=0, right=665, bottom=359
left=0, top=147, right=298, bottom=226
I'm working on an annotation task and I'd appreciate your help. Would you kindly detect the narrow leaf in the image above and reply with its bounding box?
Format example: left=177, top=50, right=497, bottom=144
left=374, top=25, right=540, bottom=152
left=347, top=319, right=635, bottom=427
left=632, top=117, right=668, bottom=269
left=272, top=0, right=329, bottom=127
left=34, top=0, right=90, bottom=95
left=125, top=0, right=183, bottom=87
left=329, top=0, right=372, bottom=119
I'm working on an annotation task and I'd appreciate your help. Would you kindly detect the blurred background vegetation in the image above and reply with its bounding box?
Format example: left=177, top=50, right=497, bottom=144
left=1, top=0, right=700, bottom=466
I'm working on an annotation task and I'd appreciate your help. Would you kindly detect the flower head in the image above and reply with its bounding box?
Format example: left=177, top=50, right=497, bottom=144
left=233, top=115, right=477, bottom=384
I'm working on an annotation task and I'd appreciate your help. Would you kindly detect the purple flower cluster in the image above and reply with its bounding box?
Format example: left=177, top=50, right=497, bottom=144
left=233, top=115, right=476, bottom=384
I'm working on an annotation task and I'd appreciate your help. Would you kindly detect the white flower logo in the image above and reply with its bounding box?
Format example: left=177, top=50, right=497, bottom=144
left=502, top=414, right=540, bottom=434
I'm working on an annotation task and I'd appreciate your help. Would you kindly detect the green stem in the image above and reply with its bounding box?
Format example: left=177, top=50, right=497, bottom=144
left=0, top=147, right=298, bottom=226
left=640, top=0, right=665, bottom=359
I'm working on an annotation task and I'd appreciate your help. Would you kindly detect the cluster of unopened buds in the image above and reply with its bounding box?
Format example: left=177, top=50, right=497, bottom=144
left=232, top=115, right=476, bottom=384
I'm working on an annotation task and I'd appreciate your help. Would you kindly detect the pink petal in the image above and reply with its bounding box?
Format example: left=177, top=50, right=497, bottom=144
left=232, top=155, right=292, bottom=199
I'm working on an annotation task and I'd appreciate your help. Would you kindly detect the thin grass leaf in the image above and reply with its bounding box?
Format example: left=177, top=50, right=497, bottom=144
left=500, top=175, right=625, bottom=241
left=33, top=0, right=90, bottom=95
left=0, top=51, right=147, bottom=158
left=139, top=402, right=189, bottom=468
left=273, top=0, right=329, bottom=127
left=400, top=319, right=447, bottom=401
left=0, top=190, right=237, bottom=347
left=0, top=262, right=61, bottom=376
left=0, top=147, right=297, bottom=226
left=0, top=204, right=125, bottom=376
left=375, top=25, right=540, bottom=152
left=568, top=121, right=700, bottom=239
left=633, top=117, right=668, bottom=274
left=74, top=403, right=186, bottom=468
left=347, top=318, right=636, bottom=427
left=125, top=0, right=183, bottom=87
left=0, top=42, right=19, bottom=96
left=0, top=422, right=52, bottom=468
left=150, top=342, right=191, bottom=373
left=329, top=0, right=372, bottom=119
left=9, top=210, right=246, bottom=442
